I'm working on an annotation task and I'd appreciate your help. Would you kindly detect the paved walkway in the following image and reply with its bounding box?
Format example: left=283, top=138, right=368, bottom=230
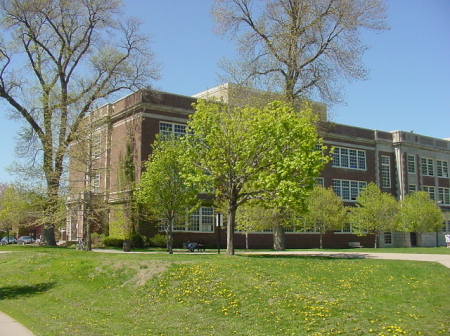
left=1, top=249, right=449, bottom=336
left=235, top=250, right=450, bottom=269
left=0, top=312, right=34, bottom=336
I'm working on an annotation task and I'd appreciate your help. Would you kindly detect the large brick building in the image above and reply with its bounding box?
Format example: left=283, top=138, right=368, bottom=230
left=66, top=85, right=450, bottom=249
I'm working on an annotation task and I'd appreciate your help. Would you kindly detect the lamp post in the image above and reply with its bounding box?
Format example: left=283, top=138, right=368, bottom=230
left=215, top=213, right=223, bottom=254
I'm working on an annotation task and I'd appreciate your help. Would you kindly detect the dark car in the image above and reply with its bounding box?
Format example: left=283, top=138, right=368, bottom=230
left=17, top=236, right=35, bottom=245
left=0, top=236, right=17, bottom=244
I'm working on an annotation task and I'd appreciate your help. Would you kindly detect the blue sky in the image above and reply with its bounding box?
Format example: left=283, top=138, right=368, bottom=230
left=0, top=0, right=449, bottom=182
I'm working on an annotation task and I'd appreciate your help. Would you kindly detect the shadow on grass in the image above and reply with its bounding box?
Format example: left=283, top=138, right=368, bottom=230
left=240, top=254, right=368, bottom=260
left=0, top=282, right=56, bottom=300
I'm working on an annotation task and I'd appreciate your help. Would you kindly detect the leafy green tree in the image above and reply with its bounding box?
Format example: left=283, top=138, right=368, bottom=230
left=212, top=0, right=387, bottom=105
left=347, top=183, right=399, bottom=248
left=0, top=184, right=47, bottom=238
left=397, top=191, right=445, bottom=234
left=0, top=0, right=159, bottom=245
left=136, top=136, right=199, bottom=254
left=182, top=99, right=329, bottom=255
left=236, top=202, right=291, bottom=249
left=303, top=185, right=346, bottom=249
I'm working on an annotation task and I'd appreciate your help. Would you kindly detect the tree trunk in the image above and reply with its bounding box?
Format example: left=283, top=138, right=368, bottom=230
left=226, top=205, right=236, bottom=255
left=41, top=225, right=57, bottom=246
left=273, top=223, right=285, bottom=251
left=167, top=218, right=174, bottom=254
left=245, top=232, right=249, bottom=250
left=319, top=231, right=323, bottom=249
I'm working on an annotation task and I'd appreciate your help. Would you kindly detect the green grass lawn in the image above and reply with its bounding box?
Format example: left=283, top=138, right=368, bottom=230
left=1, top=245, right=449, bottom=336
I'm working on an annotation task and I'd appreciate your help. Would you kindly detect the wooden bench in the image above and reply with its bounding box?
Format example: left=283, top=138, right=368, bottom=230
left=348, top=242, right=363, bottom=248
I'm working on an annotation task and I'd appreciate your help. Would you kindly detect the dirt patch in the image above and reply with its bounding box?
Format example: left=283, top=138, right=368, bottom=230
left=94, top=259, right=171, bottom=286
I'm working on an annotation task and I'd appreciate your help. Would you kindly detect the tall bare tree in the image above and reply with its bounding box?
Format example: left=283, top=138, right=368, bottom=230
left=212, top=0, right=387, bottom=104
left=0, top=0, right=159, bottom=245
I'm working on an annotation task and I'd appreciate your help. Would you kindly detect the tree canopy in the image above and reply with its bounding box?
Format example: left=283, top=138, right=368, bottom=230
left=348, top=183, right=399, bottom=248
left=303, top=185, right=346, bottom=248
left=137, top=136, right=199, bottom=254
left=212, top=0, right=387, bottom=104
left=0, top=0, right=159, bottom=244
left=182, top=99, right=329, bottom=255
left=397, top=191, right=445, bottom=234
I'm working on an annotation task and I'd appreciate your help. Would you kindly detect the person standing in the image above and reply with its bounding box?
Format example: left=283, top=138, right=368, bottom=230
left=445, top=233, right=450, bottom=248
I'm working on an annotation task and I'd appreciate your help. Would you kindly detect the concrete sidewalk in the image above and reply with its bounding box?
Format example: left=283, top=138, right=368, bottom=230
left=236, top=250, right=450, bottom=269
left=0, top=312, right=34, bottom=336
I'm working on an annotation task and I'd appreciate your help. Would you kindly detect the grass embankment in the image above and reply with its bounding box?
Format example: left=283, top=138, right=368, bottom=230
left=0, top=246, right=449, bottom=336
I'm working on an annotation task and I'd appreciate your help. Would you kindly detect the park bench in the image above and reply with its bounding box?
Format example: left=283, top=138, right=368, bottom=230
left=348, top=242, right=363, bottom=248
left=183, top=242, right=205, bottom=252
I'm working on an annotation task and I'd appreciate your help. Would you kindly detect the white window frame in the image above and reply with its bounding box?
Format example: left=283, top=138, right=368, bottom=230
left=421, top=158, right=434, bottom=176
left=332, top=179, right=367, bottom=201
left=384, top=232, right=392, bottom=245
left=423, top=186, right=435, bottom=201
left=331, top=147, right=366, bottom=170
left=159, top=121, right=187, bottom=138
left=408, top=184, right=417, bottom=194
left=170, top=207, right=214, bottom=233
left=438, top=187, right=450, bottom=205
left=316, top=177, right=324, bottom=187
left=437, top=160, right=449, bottom=178
left=407, top=155, right=416, bottom=174
left=381, top=156, right=391, bottom=188
left=92, top=132, right=101, bottom=159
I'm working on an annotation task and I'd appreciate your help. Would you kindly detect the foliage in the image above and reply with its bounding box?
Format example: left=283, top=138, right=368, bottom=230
left=303, top=185, right=347, bottom=248
left=0, top=248, right=448, bottom=336
left=130, top=232, right=145, bottom=248
left=137, top=136, right=199, bottom=254
left=182, top=99, right=330, bottom=254
left=397, top=191, right=445, bottom=233
left=102, top=237, right=124, bottom=248
left=348, top=183, right=399, bottom=248
left=0, top=0, right=159, bottom=244
left=212, top=0, right=388, bottom=105
left=149, top=233, right=167, bottom=248
left=0, top=184, right=50, bottom=234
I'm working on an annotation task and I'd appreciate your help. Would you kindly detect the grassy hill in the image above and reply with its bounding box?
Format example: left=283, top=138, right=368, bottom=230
left=1, top=246, right=449, bottom=335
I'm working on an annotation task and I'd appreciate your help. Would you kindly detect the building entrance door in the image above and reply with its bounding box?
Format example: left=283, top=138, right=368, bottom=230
left=410, top=232, right=417, bottom=247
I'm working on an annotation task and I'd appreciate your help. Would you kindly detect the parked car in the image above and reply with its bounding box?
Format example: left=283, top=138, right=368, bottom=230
left=0, top=236, right=17, bottom=244
left=17, top=236, right=35, bottom=245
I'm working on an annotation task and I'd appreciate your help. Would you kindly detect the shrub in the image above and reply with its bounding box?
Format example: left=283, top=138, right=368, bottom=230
left=102, top=237, right=124, bottom=247
left=149, top=233, right=167, bottom=247
left=130, top=233, right=145, bottom=248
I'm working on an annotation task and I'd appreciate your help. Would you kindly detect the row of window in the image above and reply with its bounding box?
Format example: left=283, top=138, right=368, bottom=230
left=408, top=155, right=449, bottom=177
left=418, top=185, right=450, bottom=205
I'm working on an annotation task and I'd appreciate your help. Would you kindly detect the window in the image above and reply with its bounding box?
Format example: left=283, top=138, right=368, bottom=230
left=438, top=188, right=450, bottom=205
left=331, top=147, right=366, bottom=170
left=337, top=223, right=352, bottom=233
left=159, top=122, right=187, bottom=138
left=332, top=179, right=367, bottom=201
left=423, top=186, right=435, bottom=201
left=86, top=172, right=100, bottom=193
left=381, top=156, right=391, bottom=188
left=421, top=158, right=434, bottom=176
left=315, top=177, right=324, bottom=187
left=171, top=207, right=214, bottom=232
left=92, top=132, right=101, bottom=159
left=437, top=160, right=449, bottom=178
left=384, top=232, right=392, bottom=245
left=443, top=220, right=450, bottom=233
left=408, top=184, right=417, bottom=193
left=407, top=155, right=416, bottom=174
